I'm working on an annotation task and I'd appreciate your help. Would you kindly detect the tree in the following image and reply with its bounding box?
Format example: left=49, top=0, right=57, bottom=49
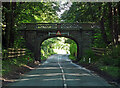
left=61, top=2, right=120, bottom=47
left=2, top=2, right=60, bottom=48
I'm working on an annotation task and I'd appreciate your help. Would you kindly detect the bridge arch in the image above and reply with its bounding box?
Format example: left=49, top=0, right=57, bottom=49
left=34, top=34, right=80, bottom=62
left=36, top=35, right=79, bottom=62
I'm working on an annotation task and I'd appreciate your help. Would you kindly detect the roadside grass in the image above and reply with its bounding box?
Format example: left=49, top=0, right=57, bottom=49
left=79, top=57, right=119, bottom=78
left=69, top=53, right=119, bottom=81
left=2, top=49, right=34, bottom=76
left=99, top=66, right=119, bottom=78
left=2, top=49, right=57, bottom=76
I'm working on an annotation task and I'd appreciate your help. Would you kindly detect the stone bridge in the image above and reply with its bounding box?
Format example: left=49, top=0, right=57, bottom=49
left=19, top=23, right=99, bottom=62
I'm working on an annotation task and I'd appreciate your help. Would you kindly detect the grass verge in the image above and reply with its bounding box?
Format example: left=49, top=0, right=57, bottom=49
left=2, top=56, right=33, bottom=76
left=99, top=66, right=119, bottom=78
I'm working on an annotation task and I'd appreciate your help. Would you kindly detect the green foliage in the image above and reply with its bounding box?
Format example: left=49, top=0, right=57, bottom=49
left=41, top=37, right=71, bottom=59
left=2, top=49, right=8, bottom=59
left=2, top=33, right=34, bottom=75
left=2, top=49, right=34, bottom=76
left=61, top=2, right=120, bottom=47
left=15, top=2, right=60, bottom=24
left=61, top=2, right=101, bottom=23
left=13, top=36, right=26, bottom=48
left=69, top=55, right=76, bottom=61
left=41, top=38, right=58, bottom=59
left=110, top=46, right=120, bottom=58
left=70, top=43, right=77, bottom=56
left=84, top=49, right=95, bottom=58
left=79, top=45, right=120, bottom=78
left=2, top=2, right=61, bottom=48
left=62, top=3, right=119, bottom=79
left=99, top=66, right=119, bottom=78
left=100, top=55, right=114, bottom=66
left=102, top=45, right=120, bottom=66
left=93, top=33, right=107, bottom=48
left=79, top=49, right=98, bottom=64
left=65, top=39, right=77, bottom=57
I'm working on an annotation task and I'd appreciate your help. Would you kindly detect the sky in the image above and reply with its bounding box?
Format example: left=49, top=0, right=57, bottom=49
left=56, top=0, right=72, bottom=18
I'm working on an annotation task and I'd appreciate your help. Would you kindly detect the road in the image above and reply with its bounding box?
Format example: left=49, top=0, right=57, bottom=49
left=5, top=54, right=112, bottom=88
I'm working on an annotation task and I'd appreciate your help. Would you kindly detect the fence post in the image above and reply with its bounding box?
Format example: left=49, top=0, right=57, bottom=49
left=83, top=57, right=85, bottom=62
left=89, top=58, right=91, bottom=63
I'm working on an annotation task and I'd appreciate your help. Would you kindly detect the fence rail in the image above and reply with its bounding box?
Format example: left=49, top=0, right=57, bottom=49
left=3, top=48, right=26, bottom=60
left=92, top=47, right=106, bottom=56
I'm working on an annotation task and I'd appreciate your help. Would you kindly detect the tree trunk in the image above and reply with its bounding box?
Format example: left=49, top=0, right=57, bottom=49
left=99, top=17, right=109, bottom=45
left=113, top=6, right=118, bottom=45
left=108, top=3, right=114, bottom=45
left=99, top=3, right=109, bottom=45
left=9, top=2, right=16, bottom=47
left=3, top=2, right=11, bottom=48
left=117, top=2, right=120, bottom=44
left=3, top=2, right=16, bottom=48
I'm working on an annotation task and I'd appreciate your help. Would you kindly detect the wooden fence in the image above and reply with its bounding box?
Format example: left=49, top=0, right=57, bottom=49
left=3, top=48, right=26, bottom=60
left=92, top=47, right=106, bottom=56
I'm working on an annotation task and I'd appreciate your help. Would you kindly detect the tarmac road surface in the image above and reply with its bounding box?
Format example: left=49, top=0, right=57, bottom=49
left=5, top=54, right=112, bottom=88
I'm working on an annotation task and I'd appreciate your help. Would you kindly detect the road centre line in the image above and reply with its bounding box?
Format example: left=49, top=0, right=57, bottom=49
left=58, top=56, right=67, bottom=88
left=64, top=84, right=67, bottom=88
left=61, top=69, right=64, bottom=73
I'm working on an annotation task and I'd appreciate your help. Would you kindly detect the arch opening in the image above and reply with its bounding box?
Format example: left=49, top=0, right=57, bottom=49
left=40, top=37, right=78, bottom=61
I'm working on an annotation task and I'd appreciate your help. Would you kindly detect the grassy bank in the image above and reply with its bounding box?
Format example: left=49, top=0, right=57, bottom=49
left=2, top=49, right=35, bottom=76
left=69, top=54, right=119, bottom=83
left=99, top=66, right=119, bottom=78
left=79, top=57, right=119, bottom=79
left=2, top=57, right=33, bottom=76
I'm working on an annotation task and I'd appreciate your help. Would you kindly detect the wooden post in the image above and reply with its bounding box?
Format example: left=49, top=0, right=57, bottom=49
left=89, top=58, right=91, bottom=63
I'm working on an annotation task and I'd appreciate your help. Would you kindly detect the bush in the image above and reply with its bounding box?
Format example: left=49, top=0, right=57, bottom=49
left=101, top=56, right=114, bottom=66
left=83, top=49, right=99, bottom=63
left=102, top=45, right=120, bottom=66
left=84, top=49, right=95, bottom=58
left=99, top=66, right=119, bottom=78
left=2, top=48, right=34, bottom=76
left=70, top=43, right=77, bottom=57
left=69, top=55, right=76, bottom=61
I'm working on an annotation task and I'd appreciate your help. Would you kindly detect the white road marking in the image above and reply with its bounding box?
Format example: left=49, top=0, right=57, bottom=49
left=62, top=74, right=66, bottom=81
left=60, top=66, right=62, bottom=69
left=58, top=55, right=67, bottom=88
left=64, top=84, right=67, bottom=88
left=61, top=69, right=64, bottom=73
